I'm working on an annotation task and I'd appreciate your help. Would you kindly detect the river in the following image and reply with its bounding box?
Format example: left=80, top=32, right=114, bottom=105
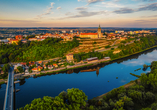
left=0, top=47, right=157, bottom=109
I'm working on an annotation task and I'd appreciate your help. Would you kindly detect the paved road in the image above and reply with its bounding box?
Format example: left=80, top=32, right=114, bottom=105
left=3, top=67, right=14, bottom=110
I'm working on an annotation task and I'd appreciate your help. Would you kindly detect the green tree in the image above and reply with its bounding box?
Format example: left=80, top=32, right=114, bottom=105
left=17, top=66, right=24, bottom=73
left=2, top=64, right=10, bottom=73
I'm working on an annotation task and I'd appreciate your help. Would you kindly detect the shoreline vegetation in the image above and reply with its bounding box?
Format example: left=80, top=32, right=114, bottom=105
left=19, top=61, right=157, bottom=110
left=27, top=44, right=157, bottom=77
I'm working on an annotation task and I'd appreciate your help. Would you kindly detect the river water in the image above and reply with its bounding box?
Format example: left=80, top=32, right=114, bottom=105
left=0, top=48, right=157, bottom=109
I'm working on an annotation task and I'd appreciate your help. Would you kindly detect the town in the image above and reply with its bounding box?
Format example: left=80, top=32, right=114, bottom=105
left=0, top=25, right=156, bottom=77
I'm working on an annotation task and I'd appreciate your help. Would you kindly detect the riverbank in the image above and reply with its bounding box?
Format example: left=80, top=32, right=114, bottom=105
left=94, top=80, right=138, bottom=100
left=27, top=45, right=157, bottom=77
left=1, top=44, right=157, bottom=84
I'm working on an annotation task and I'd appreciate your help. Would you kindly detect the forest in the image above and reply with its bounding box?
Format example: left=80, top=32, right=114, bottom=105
left=18, top=61, right=157, bottom=110
left=0, top=38, right=79, bottom=64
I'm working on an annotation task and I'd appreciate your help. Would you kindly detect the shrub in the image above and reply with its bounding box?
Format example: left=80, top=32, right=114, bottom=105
left=129, top=85, right=145, bottom=92
left=117, top=93, right=126, bottom=99
left=151, top=103, right=157, bottom=110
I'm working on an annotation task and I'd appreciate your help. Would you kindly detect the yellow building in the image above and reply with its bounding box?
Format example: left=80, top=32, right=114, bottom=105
left=80, top=25, right=102, bottom=38
left=11, top=39, right=19, bottom=45
left=66, top=54, right=74, bottom=62
left=98, top=24, right=102, bottom=38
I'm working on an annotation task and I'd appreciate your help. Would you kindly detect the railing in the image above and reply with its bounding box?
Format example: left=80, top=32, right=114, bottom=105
left=3, top=73, right=10, bottom=110
left=3, top=67, right=14, bottom=110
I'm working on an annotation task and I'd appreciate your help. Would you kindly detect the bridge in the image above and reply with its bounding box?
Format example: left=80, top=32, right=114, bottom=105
left=3, top=67, right=14, bottom=110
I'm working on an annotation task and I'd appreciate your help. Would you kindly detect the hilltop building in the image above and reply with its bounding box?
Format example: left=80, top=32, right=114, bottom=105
left=66, top=54, right=74, bottom=62
left=80, top=25, right=103, bottom=39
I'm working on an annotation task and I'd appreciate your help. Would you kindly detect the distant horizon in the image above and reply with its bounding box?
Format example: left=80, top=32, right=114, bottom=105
left=0, top=27, right=157, bottom=29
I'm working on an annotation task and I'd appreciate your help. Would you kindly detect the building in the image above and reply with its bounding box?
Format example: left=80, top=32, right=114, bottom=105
left=80, top=25, right=102, bottom=38
left=80, top=33, right=98, bottom=38
left=15, top=35, right=23, bottom=40
left=98, top=24, right=102, bottom=38
left=11, top=39, right=19, bottom=45
left=32, top=66, right=43, bottom=72
left=104, top=57, right=111, bottom=60
left=86, top=57, right=98, bottom=62
left=66, top=54, right=74, bottom=62
left=28, top=38, right=37, bottom=41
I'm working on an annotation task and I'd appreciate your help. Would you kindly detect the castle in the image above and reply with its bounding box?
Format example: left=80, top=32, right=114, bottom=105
left=80, top=25, right=102, bottom=39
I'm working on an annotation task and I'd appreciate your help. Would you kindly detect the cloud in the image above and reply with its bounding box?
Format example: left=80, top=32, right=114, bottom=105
left=135, top=19, right=157, bottom=22
left=78, top=0, right=82, bottom=1
left=133, top=0, right=156, bottom=2
left=138, top=3, right=157, bottom=11
left=65, top=12, right=74, bottom=16
left=87, top=0, right=104, bottom=4
left=51, top=2, right=55, bottom=7
left=75, top=7, right=88, bottom=10
left=141, top=14, right=157, bottom=17
left=0, top=19, right=40, bottom=23
left=113, top=2, right=157, bottom=14
left=64, top=10, right=106, bottom=18
left=113, top=8, right=135, bottom=14
left=101, top=2, right=123, bottom=7
left=57, top=7, right=61, bottom=10
left=36, top=2, right=55, bottom=19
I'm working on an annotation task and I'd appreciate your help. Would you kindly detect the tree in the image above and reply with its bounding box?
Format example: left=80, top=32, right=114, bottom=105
left=17, top=66, right=24, bottom=73
left=2, top=64, right=10, bottom=73
left=151, top=103, right=157, bottom=110
left=67, top=88, right=88, bottom=109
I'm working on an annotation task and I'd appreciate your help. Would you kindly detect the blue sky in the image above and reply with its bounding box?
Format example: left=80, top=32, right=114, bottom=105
left=0, top=0, right=157, bottom=27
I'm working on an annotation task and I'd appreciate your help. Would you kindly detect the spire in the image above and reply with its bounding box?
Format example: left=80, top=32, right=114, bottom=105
left=98, top=24, right=101, bottom=29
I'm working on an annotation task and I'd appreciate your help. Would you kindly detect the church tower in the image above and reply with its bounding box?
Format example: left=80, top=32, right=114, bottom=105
left=98, top=24, right=101, bottom=38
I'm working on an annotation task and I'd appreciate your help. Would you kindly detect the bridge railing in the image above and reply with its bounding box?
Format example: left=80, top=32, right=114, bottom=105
left=3, top=73, right=10, bottom=110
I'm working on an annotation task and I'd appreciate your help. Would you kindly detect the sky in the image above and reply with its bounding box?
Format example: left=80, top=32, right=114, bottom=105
left=0, top=0, right=157, bottom=27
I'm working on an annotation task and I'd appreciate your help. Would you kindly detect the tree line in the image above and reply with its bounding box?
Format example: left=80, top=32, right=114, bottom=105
left=0, top=38, right=79, bottom=64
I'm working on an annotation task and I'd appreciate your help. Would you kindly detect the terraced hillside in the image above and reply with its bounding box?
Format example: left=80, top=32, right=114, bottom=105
left=68, top=39, right=115, bottom=54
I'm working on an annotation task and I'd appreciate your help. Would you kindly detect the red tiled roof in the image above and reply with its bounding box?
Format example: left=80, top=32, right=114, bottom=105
left=80, top=33, right=98, bottom=35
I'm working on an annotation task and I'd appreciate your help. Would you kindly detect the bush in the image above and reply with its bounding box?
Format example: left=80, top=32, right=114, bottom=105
left=151, top=103, right=157, bottom=110
left=129, top=85, right=145, bottom=92
left=105, top=45, right=111, bottom=49
left=117, top=93, right=126, bottom=99
left=145, top=92, right=155, bottom=103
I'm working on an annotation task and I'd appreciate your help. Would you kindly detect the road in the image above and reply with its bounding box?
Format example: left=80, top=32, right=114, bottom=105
left=3, top=67, right=14, bottom=110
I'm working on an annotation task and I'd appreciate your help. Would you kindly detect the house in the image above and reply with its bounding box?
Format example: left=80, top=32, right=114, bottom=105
left=15, top=35, right=23, bottom=40
left=28, top=38, right=37, bottom=41
left=25, top=66, right=29, bottom=74
left=21, top=62, right=27, bottom=66
left=21, top=39, right=27, bottom=43
left=48, top=65, right=53, bottom=70
left=29, top=61, right=35, bottom=66
left=43, top=65, right=47, bottom=69
left=37, top=61, right=43, bottom=65
left=32, top=66, right=43, bottom=72
left=11, top=39, right=19, bottom=45
left=53, top=64, right=58, bottom=68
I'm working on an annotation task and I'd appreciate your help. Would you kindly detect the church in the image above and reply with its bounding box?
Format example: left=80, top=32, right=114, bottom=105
left=80, top=25, right=102, bottom=39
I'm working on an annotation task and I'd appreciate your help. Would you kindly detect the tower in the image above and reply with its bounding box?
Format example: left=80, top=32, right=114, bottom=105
left=98, top=24, right=101, bottom=38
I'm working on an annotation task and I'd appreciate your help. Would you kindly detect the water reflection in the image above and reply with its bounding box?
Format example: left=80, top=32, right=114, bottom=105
left=19, top=79, right=26, bottom=86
